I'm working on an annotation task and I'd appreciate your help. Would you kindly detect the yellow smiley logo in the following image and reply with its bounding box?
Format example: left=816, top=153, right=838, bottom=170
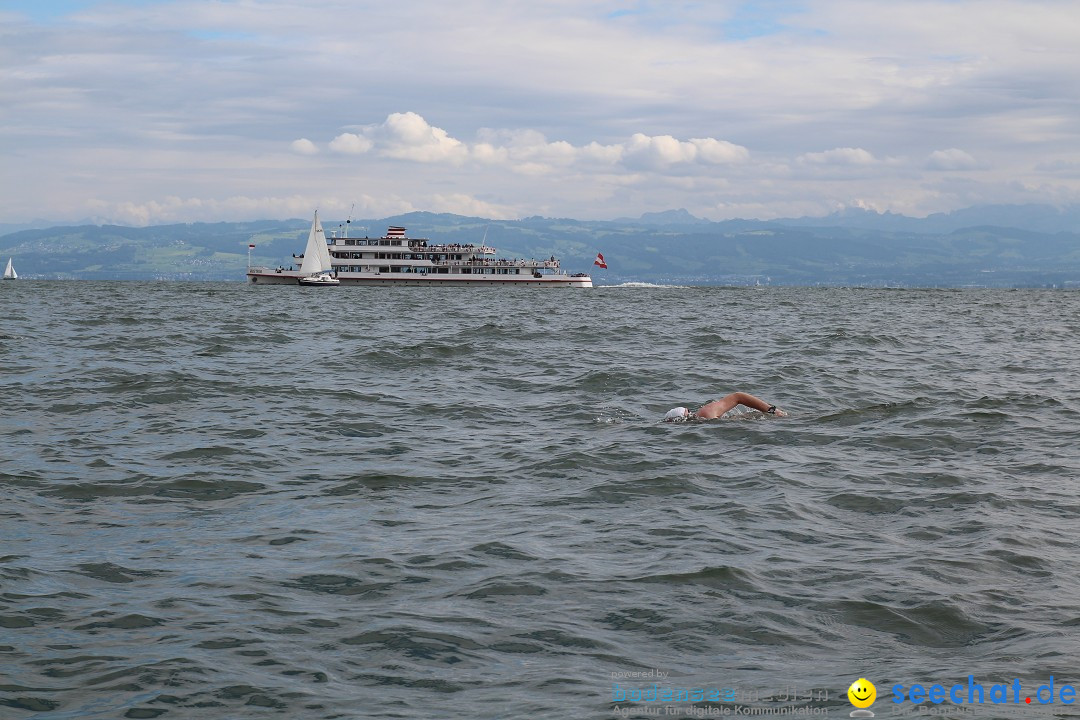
left=847, top=678, right=877, bottom=709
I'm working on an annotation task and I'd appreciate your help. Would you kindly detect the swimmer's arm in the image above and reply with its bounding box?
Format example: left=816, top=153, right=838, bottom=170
left=693, top=392, right=788, bottom=419
left=729, top=392, right=789, bottom=417
left=730, top=392, right=773, bottom=413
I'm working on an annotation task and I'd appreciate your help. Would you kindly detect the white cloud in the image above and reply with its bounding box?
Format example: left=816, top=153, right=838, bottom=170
left=580, top=141, right=624, bottom=165
left=376, top=112, right=468, bottom=163
left=290, top=138, right=318, bottom=155
left=3, top=1, right=1080, bottom=223
left=328, top=133, right=374, bottom=154
left=798, top=148, right=877, bottom=166
left=86, top=194, right=328, bottom=225
left=426, top=193, right=516, bottom=219
left=624, top=133, right=699, bottom=169
left=927, top=148, right=979, bottom=170
left=328, top=113, right=467, bottom=163
left=799, top=148, right=872, bottom=167
left=471, top=142, right=509, bottom=165
left=83, top=191, right=520, bottom=225
left=691, top=138, right=750, bottom=164
left=322, top=113, right=748, bottom=178
left=474, top=128, right=580, bottom=171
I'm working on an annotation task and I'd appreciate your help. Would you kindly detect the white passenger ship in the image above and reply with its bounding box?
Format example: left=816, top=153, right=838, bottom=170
left=247, top=215, right=593, bottom=288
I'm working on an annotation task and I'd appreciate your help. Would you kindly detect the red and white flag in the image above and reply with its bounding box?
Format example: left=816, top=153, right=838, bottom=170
left=248, top=244, right=255, bottom=249
left=594, top=252, right=607, bottom=269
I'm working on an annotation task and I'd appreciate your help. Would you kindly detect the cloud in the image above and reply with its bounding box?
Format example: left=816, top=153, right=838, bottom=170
left=83, top=191, right=519, bottom=225
left=426, top=193, right=516, bottom=219
left=692, top=137, right=751, bottom=164
left=324, top=113, right=748, bottom=176
left=926, top=148, right=979, bottom=170
left=290, top=138, right=318, bottom=155
left=618, top=134, right=750, bottom=170
left=328, top=133, right=374, bottom=154
left=623, top=134, right=699, bottom=169
left=471, top=128, right=586, bottom=174
left=86, top=194, right=327, bottom=225
left=798, top=148, right=877, bottom=165
left=580, top=141, right=624, bottom=165
left=378, top=112, right=468, bottom=163
left=471, top=142, right=509, bottom=165
left=330, top=112, right=467, bottom=163
left=3, top=1, right=1080, bottom=224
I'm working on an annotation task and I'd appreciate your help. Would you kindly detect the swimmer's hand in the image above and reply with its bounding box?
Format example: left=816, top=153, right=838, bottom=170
left=766, top=405, right=789, bottom=417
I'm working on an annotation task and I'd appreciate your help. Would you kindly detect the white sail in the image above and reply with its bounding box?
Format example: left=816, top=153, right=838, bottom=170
left=298, top=212, right=332, bottom=275
left=3, top=257, right=15, bottom=279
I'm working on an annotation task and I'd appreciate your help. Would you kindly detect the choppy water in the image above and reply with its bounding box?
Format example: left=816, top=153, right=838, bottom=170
left=2, top=282, right=1080, bottom=719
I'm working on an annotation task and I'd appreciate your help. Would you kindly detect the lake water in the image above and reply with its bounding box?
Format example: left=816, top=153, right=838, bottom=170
left=2, top=282, right=1079, bottom=719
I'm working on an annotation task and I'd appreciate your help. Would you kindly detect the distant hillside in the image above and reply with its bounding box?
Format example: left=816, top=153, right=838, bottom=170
left=3, top=204, right=1080, bottom=286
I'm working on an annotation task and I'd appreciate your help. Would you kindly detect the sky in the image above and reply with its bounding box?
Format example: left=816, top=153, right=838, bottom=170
left=2, top=0, right=1080, bottom=225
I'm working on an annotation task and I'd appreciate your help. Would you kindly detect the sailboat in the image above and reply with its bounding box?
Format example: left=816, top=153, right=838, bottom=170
left=297, top=211, right=339, bottom=286
left=2, top=257, right=16, bottom=280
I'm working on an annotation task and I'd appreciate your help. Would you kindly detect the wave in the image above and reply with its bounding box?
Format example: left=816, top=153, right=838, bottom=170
left=599, top=281, right=690, bottom=288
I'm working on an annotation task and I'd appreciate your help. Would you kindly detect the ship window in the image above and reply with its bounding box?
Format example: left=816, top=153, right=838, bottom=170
left=462, top=268, right=471, bottom=274
left=379, top=266, right=390, bottom=273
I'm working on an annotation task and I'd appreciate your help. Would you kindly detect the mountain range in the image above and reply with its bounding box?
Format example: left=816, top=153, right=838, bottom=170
left=3, top=204, right=1080, bottom=286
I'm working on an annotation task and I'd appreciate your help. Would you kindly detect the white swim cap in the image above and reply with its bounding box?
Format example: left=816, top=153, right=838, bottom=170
left=664, top=407, right=690, bottom=422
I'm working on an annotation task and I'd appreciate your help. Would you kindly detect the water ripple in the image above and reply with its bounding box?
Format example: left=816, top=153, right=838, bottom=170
left=1, top=283, right=1079, bottom=718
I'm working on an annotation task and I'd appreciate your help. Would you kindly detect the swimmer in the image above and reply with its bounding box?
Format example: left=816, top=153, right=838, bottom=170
left=664, top=392, right=788, bottom=422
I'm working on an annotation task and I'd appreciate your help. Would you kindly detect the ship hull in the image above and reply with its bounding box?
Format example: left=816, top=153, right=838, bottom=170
left=247, top=270, right=592, bottom=288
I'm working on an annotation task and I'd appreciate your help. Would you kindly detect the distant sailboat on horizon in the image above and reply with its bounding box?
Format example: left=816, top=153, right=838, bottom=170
left=3, top=257, right=16, bottom=280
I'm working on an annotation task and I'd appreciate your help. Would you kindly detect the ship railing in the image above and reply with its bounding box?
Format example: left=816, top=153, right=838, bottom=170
left=419, top=258, right=561, bottom=268
left=411, top=243, right=497, bottom=254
